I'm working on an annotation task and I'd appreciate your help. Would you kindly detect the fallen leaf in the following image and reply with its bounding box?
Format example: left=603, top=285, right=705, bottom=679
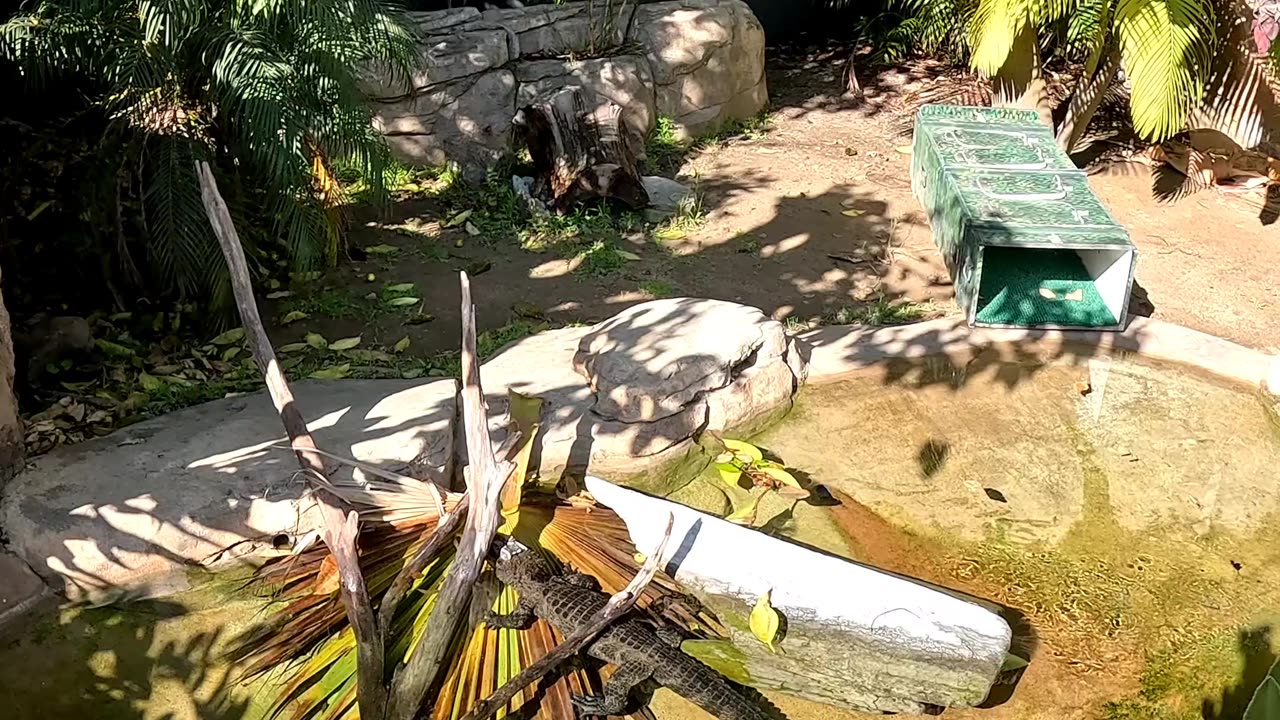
left=616, top=250, right=641, bottom=261
left=464, top=221, right=481, bottom=236
left=309, top=364, right=350, bottom=380
left=314, top=555, right=340, bottom=594
left=211, top=328, right=245, bottom=345
left=95, top=339, right=135, bottom=358
left=405, top=312, right=434, bottom=325
left=329, top=336, right=362, bottom=351
left=151, top=364, right=181, bottom=375
left=265, top=290, right=293, bottom=299
left=281, top=310, right=308, bottom=324
left=385, top=282, right=416, bottom=293
left=749, top=590, right=782, bottom=652
left=895, top=145, right=913, bottom=154
left=138, top=373, right=165, bottom=393
left=393, top=336, right=411, bottom=353
left=465, top=260, right=492, bottom=276
left=221, top=346, right=241, bottom=362
left=365, top=244, right=399, bottom=255
left=304, top=332, right=329, bottom=350
left=444, top=209, right=473, bottom=228
left=388, top=296, right=420, bottom=307
left=725, top=492, right=762, bottom=526
left=840, top=208, right=865, bottom=217
left=279, top=342, right=309, bottom=353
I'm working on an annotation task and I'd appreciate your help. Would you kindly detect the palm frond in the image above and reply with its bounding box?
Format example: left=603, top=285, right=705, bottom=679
left=969, top=0, right=1034, bottom=73
left=1115, top=0, right=1217, bottom=140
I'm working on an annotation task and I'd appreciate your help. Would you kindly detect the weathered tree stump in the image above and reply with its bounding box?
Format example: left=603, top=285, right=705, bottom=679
left=515, top=86, right=649, bottom=211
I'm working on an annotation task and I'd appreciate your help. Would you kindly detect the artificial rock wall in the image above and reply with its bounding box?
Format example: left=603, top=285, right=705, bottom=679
left=366, top=0, right=767, bottom=179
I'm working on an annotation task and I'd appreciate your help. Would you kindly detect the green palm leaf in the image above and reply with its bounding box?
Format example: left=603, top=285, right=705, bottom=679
left=1114, top=0, right=1216, bottom=139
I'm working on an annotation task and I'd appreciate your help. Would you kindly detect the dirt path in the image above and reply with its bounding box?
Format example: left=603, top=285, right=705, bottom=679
left=271, top=48, right=1280, bottom=363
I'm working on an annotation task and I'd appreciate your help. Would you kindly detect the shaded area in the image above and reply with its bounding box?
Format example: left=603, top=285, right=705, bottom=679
left=0, top=592, right=264, bottom=720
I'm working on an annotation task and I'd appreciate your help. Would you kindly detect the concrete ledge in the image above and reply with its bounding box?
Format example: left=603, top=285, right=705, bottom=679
left=0, top=550, right=52, bottom=633
left=800, top=316, right=1277, bottom=396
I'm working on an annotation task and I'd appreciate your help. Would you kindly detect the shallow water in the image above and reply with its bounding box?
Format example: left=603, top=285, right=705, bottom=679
left=5, top=351, right=1279, bottom=720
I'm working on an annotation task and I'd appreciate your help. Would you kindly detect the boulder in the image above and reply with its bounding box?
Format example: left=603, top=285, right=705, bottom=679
left=0, top=379, right=457, bottom=604
left=367, top=0, right=769, bottom=177
left=633, top=0, right=768, bottom=138
left=572, top=298, right=801, bottom=429
left=640, top=175, right=694, bottom=223
left=478, top=327, right=704, bottom=492
left=376, top=70, right=517, bottom=179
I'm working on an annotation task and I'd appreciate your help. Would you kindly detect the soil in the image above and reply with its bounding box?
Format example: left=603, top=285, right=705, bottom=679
left=264, top=46, right=1280, bottom=361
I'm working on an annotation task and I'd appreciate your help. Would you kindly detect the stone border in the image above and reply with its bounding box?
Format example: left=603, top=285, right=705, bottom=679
left=798, top=315, right=1279, bottom=397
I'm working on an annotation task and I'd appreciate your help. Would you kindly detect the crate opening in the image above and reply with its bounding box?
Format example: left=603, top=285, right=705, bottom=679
left=974, top=245, right=1133, bottom=328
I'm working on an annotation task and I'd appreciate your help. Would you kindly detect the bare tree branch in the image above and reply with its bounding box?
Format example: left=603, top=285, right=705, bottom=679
left=389, top=272, right=514, bottom=720
left=195, top=160, right=387, bottom=719
left=458, top=514, right=676, bottom=720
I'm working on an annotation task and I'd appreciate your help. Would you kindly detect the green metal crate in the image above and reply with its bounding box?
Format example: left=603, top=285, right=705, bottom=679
left=911, top=104, right=1137, bottom=330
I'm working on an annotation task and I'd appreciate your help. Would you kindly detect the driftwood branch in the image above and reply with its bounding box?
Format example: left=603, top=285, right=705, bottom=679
left=376, top=496, right=469, bottom=640
left=458, top=514, right=676, bottom=720
left=389, top=272, right=515, bottom=720
left=195, top=160, right=388, bottom=719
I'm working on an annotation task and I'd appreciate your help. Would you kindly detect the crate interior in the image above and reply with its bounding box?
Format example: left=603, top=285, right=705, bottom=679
left=974, top=245, right=1133, bottom=328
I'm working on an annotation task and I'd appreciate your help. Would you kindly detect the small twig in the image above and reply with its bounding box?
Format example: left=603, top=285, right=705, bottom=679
left=196, top=160, right=387, bottom=719
left=458, top=514, right=676, bottom=720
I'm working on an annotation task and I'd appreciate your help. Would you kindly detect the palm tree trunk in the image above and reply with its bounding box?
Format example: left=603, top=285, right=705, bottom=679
left=1056, top=46, right=1122, bottom=154
left=991, top=22, right=1054, bottom=129
left=0, top=266, right=25, bottom=488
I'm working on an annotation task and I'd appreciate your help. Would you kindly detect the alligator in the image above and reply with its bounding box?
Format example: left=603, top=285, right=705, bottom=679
left=485, top=544, right=777, bottom=720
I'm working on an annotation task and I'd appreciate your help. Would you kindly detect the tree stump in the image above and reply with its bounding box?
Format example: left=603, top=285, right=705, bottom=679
left=514, top=87, right=649, bottom=211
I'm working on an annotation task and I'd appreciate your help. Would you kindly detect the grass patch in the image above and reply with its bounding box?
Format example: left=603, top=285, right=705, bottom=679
left=574, top=240, right=630, bottom=277
left=285, top=288, right=364, bottom=320
left=638, top=279, right=676, bottom=298
left=824, top=296, right=933, bottom=326
left=653, top=188, right=705, bottom=241
left=644, top=111, right=774, bottom=174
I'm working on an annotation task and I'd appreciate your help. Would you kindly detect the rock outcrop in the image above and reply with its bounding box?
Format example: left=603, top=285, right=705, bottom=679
left=368, top=0, right=767, bottom=180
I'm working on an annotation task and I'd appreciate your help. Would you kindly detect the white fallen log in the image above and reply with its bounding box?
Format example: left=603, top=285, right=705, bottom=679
left=584, top=476, right=1014, bottom=714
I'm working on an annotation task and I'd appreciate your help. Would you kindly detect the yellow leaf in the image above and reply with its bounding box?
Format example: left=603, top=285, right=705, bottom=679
left=758, top=466, right=802, bottom=489
left=304, top=332, right=328, bottom=350
left=281, top=310, right=308, bottom=324
left=840, top=209, right=865, bottom=217
left=895, top=145, right=913, bottom=155
left=721, top=439, right=763, bottom=462
left=749, top=590, right=782, bottom=653
left=725, top=492, right=762, bottom=526
left=393, top=336, right=411, bottom=353
left=388, top=296, right=420, bottom=307
left=498, top=390, right=544, bottom=535
left=330, top=336, right=362, bottom=351
left=616, top=250, right=641, bottom=261
left=443, top=209, right=472, bottom=228
left=138, top=372, right=165, bottom=393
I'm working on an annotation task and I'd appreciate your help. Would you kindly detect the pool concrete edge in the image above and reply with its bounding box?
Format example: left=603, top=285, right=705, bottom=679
left=799, top=316, right=1278, bottom=397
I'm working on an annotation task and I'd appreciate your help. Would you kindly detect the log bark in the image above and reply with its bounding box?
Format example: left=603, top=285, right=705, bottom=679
left=515, top=87, right=649, bottom=211
left=388, top=271, right=515, bottom=720
left=1056, top=46, right=1122, bottom=154
left=195, top=160, right=387, bottom=720
left=0, top=265, right=22, bottom=489
left=458, top=515, right=675, bottom=720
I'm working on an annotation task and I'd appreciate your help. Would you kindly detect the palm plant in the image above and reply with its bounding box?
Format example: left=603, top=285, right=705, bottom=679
left=233, top=390, right=726, bottom=720
left=0, top=0, right=415, bottom=309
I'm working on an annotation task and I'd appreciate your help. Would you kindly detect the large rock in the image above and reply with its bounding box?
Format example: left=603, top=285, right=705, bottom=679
left=479, top=327, right=704, bottom=492
left=376, top=70, right=517, bottom=178
left=633, top=0, right=768, bottom=138
left=0, top=379, right=457, bottom=604
left=368, top=0, right=768, bottom=177
left=572, top=298, right=802, bottom=431
left=480, top=3, right=631, bottom=58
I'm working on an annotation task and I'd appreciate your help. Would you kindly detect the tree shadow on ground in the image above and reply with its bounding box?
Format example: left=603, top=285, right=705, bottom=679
left=1202, top=626, right=1279, bottom=720
left=0, top=596, right=255, bottom=720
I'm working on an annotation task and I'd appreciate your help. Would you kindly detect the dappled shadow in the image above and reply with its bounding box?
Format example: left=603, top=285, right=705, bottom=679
left=0, top=597, right=255, bottom=720
left=1202, top=625, right=1278, bottom=720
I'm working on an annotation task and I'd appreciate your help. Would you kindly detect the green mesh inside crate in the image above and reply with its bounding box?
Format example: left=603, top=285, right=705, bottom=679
left=974, top=246, right=1117, bottom=327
